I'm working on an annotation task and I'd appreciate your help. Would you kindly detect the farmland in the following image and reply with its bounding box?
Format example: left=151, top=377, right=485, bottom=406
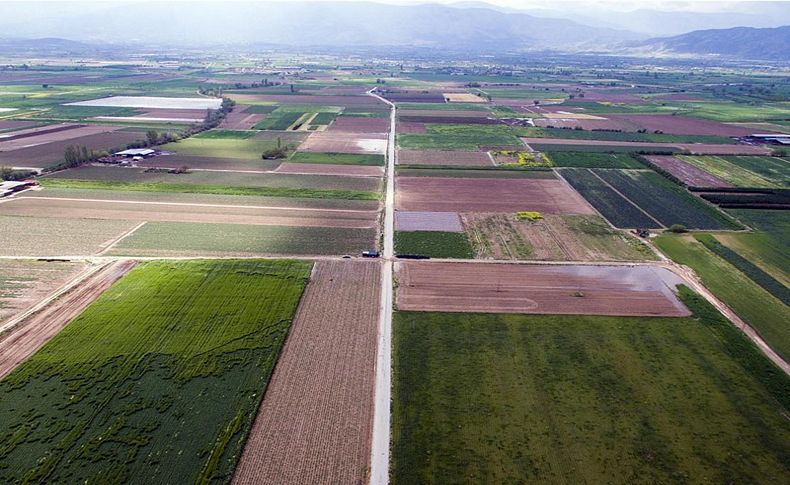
left=463, top=213, right=655, bottom=261
left=394, top=231, right=474, bottom=258
left=655, top=234, right=790, bottom=361
left=547, top=151, right=644, bottom=169
left=392, top=297, right=790, bottom=483
left=395, top=261, right=689, bottom=316
left=0, top=259, right=311, bottom=483
left=678, top=155, right=785, bottom=188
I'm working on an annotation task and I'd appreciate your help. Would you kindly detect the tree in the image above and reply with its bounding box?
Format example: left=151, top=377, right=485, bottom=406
left=146, top=130, right=160, bottom=146
left=668, top=224, right=688, bottom=233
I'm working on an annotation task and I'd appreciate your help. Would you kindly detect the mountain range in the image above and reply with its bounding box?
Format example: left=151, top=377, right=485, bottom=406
left=0, top=1, right=787, bottom=61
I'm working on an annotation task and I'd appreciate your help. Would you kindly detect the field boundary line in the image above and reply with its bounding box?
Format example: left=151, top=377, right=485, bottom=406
left=98, top=221, right=147, bottom=256
left=16, top=196, right=379, bottom=214
left=368, top=88, right=394, bottom=485
left=587, top=169, right=666, bottom=228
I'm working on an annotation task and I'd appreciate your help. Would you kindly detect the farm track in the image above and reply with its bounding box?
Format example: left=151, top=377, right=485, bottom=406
left=0, top=259, right=136, bottom=379
left=232, top=260, right=381, bottom=485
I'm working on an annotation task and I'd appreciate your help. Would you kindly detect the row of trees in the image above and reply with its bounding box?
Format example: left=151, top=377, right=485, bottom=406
left=63, top=145, right=108, bottom=169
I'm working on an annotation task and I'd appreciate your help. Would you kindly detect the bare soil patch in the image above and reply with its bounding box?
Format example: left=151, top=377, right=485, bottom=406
left=396, top=122, right=427, bottom=134
left=219, top=110, right=265, bottom=129
left=0, top=124, right=121, bottom=151
left=329, top=116, right=389, bottom=133
left=643, top=155, right=733, bottom=188
left=522, top=137, right=773, bottom=155
left=233, top=260, right=380, bottom=485
left=397, top=149, right=491, bottom=166
left=396, top=176, right=595, bottom=213
left=299, top=131, right=387, bottom=154
left=443, top=93, right=487, bottom=103
left=395, top=261, right=690, bottom=316
left=0, top=131, right=146, bottom=168
left=609, top=114, right=759, bottom=136
left=0, top=260, right=136, bottom=379
left=136, top=155, right=281, bottom=172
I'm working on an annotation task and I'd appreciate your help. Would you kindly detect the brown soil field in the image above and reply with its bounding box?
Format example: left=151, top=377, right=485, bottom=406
left=395, top=261, right=690, bottom=316
left=0, top=197, right=379, bottom=229
left=396, top=210, right=464, bottom=232
left=0, top=120, right=36, bottom=131
left=383, top=92, right=446, bottom=103
left=609, top=114, right=759, bottom=136
left=0, top=260, right=88, bottom=327
left=299, top=132, right=387, bottom=154
left=136, top=108, right=206, bottom=120
left=328, top=116, right=389, bottom=133
left=232, top=260, right=380, bottom=485
left=542, top=112, right=607, bottom=120
left=136, top=155, right=281, bottom=172
left=397, top=149, right=491, bottom=166
left=274, top=162, right=383, bottom=177
left=462, top=213, right=653, bottom=261
left=577, top=91, right=646, bottom=103
left=0, top=124, right=121, bottom=151
left=219, top=110, right=266, bottom=129
left=396, top=176, right=595, bottom=213
left=228, top=93, right=385, bottom=107
left=0, top=131, right=146, bottom=168
left=0, top=260, right=136, bottom=379
left=396, top=122, right=427, bottom=134
left=643, top=155, right=733, bottom=188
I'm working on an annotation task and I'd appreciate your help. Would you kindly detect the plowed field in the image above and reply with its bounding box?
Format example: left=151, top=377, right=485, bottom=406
left=395, top=261, right=689, bottom=316
left=233, top=260, right=380, bottom=485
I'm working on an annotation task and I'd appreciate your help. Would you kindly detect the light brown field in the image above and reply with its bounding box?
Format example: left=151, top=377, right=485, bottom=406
left=0, top=260, right=88, bottom=327
left=299, top=131, right=387, bottom=154
left=395, top=261, right=690, bottom=316
left=0, top=124, right=121, bottom=151
left=397, top=149, right=492, bottom=166
left=462, top=213, right=655, bottom=261
left=233, top=260, right=380, bottom=485
left=521, top=137, right=773, bottom=155
left=396, top=176, right=595, bottom=213
left=443, top=92, right=487, bottom=103
left=542, top=112, right=607, bottom=120
left=0, top=197, right=379, bottom=229
left=0, top=260, right=136, bottom=379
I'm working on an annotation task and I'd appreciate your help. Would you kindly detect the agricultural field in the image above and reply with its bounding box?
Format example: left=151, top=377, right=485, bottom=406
left=392, top=293, right=790, bottom=483
left=0, top=215, right=138, bottom=256
left=398, top=124, right=522, bottom=150
left=160, top=132, right=306, bottom=160
left=0, top=259, right=311, bottom=483
left=395, top=261, right=689, bottom=316
left=678, top=155, right=787, bottom=188
left=234, top=261, right=380, bottom=485
left=463, top=213, right=655, bottom=261
left=394, top=231, right=474, bottom=258
left=107, top=221, right=377, bottom=257
left=288, top=151, right=385, bottom=166
left=0, top=259, right=88, bottom=327
left=656, top=234, right=790, bottom=361
left=397, top=149, right=492, bottom=167
left=546, top=151, right=644, bottom=169
left=721, top=209, right=790, bottom=285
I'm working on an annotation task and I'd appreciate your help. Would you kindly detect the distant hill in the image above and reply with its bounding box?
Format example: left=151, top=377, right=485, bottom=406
left=638, top=26, right=790, bottom=61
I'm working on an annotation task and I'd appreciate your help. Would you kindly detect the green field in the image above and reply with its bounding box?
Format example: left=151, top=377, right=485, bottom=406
left=392, top=296, right=790, bottom=484
left=721, top=209, right=790, bottom=285
left=110, top=221, right=376, bottom=256
left=0, top=259, right=311, bottom=483
left=655, top=233, right=790, bottom=361
left=160, top=134, right=304, bottom=160
left=40, top=176, right=380, bottom=201
left=398, top=124, right=521, bottom=150
left=193, top=129, right=257, bottom=139
left=528, top=143, right=682, bottom=154
left=546, top=151, right=645, bottom=169
left=721, top=156, right=790, bottom=187
left=289, top=151, right=385, bottom=166
left=679, top=155, right=778, bottom=188
left=394, top=231, right=473, bottom=258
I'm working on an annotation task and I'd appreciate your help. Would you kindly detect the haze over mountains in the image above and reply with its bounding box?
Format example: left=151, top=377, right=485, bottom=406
left=0, top=1, right=788, bottom=61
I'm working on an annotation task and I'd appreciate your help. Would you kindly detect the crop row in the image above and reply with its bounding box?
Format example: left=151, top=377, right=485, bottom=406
left=558, top=168, right=660, bottom=228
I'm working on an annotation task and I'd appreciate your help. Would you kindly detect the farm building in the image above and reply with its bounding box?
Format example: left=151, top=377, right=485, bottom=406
left=0, top=180, right=36, bottom=197
left=114, top=148, right=156, bottom=158
left=749, top=134, right=790, bottom=145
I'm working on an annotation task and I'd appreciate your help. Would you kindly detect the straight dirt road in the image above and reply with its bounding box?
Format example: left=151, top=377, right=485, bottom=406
left=368, top=88, right=394, bottom=485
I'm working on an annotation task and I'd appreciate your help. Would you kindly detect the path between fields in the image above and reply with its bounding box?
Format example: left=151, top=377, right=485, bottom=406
left=367, top=88, right=394, bottom=485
